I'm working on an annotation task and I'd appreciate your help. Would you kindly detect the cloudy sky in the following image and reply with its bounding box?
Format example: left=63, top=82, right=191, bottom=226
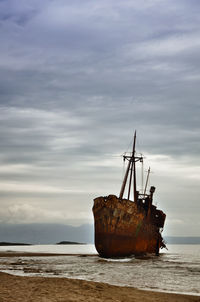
left=0, top=0, right=200, bottom=236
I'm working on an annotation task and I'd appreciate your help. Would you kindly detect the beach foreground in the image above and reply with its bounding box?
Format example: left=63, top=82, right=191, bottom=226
left=0, top=271, right=200, bottom=302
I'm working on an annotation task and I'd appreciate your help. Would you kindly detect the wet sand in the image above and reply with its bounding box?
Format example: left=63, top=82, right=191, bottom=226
left=0, top=252, right=199, bottom=302
left=0, top=252, right=84, bottom=258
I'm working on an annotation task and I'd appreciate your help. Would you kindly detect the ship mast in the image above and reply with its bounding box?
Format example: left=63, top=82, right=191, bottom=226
left=133, top=131, right=137, bottom=203
left=119, top=131, right=142, bottom=202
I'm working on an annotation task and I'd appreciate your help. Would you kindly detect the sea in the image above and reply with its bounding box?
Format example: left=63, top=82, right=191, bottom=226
left=0, top=244, right=199, bottom=296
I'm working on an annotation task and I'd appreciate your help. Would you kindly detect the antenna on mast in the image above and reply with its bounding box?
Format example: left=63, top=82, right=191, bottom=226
left=144, top=167, right=150, bottom=196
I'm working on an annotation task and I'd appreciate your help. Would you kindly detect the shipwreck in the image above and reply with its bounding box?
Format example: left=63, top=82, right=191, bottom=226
left=93, top=132, right=166, bottom=258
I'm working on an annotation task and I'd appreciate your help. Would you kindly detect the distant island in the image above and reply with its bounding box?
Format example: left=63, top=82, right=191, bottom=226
left=0, top=242, right=31, bottom=246
left=56, top=241, right=85, bottom=245
left=0, top=241, right=85, bottom=245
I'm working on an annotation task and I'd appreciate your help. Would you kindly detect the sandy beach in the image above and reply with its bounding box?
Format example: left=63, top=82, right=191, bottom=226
left=0, top=252, right=200, bottom=302
left=0, top=271, right=200, bottom=302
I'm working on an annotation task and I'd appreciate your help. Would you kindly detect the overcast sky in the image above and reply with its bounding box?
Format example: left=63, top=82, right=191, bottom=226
left=0, top=0, right=200, bottom=236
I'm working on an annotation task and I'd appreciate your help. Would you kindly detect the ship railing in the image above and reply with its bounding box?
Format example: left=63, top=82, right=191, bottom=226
left=138, top=193, right=149, bottom=198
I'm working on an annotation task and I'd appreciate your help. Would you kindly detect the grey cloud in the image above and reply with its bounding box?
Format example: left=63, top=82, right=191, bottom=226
left=0, top=0, right=200, bottom=235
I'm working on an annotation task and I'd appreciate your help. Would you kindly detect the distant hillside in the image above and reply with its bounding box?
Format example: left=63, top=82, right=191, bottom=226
left=57, top=241, right=84, bottom=245
left=0, top=242, right=31, bottom=246
left=0, top=223, right=94, bottom=245
left=164, top=236, right=200, bottom=244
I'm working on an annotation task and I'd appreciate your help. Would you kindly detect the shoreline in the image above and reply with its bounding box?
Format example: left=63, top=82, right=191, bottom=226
left=0, top=271, right=199, bottom=302
left=0, top=251, right=199, bottom=300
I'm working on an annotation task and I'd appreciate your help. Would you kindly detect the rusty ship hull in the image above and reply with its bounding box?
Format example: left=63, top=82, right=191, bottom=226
left=93, top=195, right=166, bottom=258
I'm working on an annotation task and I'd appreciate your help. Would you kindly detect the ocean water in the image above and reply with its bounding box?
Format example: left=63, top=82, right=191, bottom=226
left=0, top=244, right=199, bottom=296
